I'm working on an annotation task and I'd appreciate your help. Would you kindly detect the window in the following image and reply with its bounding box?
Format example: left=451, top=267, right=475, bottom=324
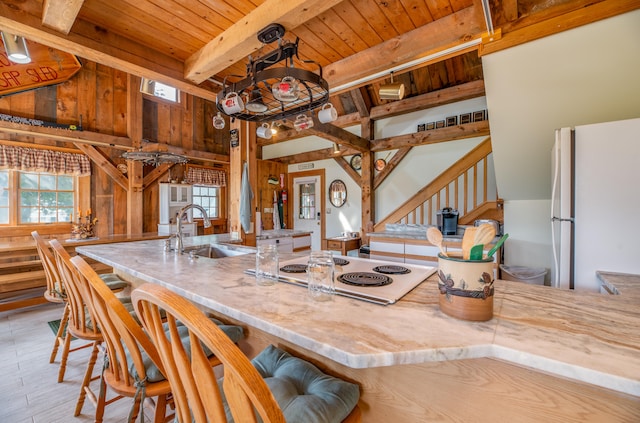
left=0, top=170, right=8, bottom=224
left=140, top=78, right=180, bottom=103
left=192, top=185, right=220, bottom=219
left=0, top=169, right=78, bottom=225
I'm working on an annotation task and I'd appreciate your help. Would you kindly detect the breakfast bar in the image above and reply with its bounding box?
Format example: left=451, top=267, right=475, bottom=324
left=77, top=237, right=640, bottom=422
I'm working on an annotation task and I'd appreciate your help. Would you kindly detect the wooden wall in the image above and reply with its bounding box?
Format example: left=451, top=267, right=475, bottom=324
left=257, top=160, right=289, bottom=231
left=0, top=57, right=233, bottom=242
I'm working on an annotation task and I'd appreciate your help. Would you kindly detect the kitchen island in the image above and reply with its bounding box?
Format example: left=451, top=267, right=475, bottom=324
left=77, top=236, right=640, bottom=422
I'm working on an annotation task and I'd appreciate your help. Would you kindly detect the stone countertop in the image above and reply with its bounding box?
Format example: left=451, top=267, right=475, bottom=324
left=76, top=238, right=640, bottom=397
left=597, top=271, right=640, bottom=300
left=256, top=229, right=312, bottom=240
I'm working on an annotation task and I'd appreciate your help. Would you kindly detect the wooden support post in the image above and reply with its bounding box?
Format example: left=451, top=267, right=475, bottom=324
left=126, top=75, right=144, bottom=235
left=360, top=117, right=375, bottom=244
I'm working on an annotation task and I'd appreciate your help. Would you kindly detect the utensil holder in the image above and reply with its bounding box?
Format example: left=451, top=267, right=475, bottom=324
left=437, top=253, right=494, bottom=321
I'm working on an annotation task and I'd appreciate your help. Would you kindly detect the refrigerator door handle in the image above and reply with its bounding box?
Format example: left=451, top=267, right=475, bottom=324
left=551, top=217, right=574, bottom=222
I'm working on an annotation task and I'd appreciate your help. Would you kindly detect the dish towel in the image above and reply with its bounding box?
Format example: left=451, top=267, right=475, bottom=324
left=239, top=162, right=253, bottom=233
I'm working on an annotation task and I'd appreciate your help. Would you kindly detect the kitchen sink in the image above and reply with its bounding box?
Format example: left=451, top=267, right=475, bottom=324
left=187, top=243, right=254, bottom=259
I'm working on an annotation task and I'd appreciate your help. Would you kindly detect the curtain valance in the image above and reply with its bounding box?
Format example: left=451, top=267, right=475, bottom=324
left=184, top=166, right=226, bottom=187
left=0, top=144, right=91, bottom=175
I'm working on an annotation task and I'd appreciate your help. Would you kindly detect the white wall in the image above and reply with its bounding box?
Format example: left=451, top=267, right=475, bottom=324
left=483, top=10, right=640, bottom=272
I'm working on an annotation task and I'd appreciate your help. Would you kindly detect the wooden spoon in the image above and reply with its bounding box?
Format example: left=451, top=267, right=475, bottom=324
left=474, top=223, right=496, bottom=246
left=427, top=227, right=447, bottom=257
left=461, top=226, right=477, bottom=260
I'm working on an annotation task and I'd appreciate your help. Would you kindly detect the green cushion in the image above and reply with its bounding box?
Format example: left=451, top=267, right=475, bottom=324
left=221, top=345, right=360, bottom=423
left=99, top=273, right=129, bottom=291
left=127, top=318, right=244, bottom=383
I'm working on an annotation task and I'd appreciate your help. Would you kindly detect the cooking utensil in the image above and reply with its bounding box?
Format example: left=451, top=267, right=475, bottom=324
left=473, top=223, right=496, bottom=246
left=487, top=233, right=509, bottom=258
left=461, top=226, right=477, bottom=260
left=469, top=244, right=484, bottom=260
left=427, top=227, right=447, bottom=257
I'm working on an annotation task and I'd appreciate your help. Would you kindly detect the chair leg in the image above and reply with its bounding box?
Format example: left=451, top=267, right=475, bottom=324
left=57, top=330, right=72, bottom=383
left=49, top=304, right=70, bottom=363
left=74, top=341, right=100, bottom=416
left=153, top=394, right=168, bottom=423
left=95, top=371, right=108, bottom=423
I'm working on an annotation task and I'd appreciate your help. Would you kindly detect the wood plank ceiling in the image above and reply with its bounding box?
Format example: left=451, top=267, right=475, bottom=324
left=0, top=0, right=637, bottom=154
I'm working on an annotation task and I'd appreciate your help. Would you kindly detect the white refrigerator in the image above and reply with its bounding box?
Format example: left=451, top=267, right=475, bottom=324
left=551, top=118, right=640, bottom=291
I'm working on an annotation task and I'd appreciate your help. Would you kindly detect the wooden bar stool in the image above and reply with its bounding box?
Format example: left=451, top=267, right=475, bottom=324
left=70, top=255, right=243, bottom=423
left=32, top=231, right=69, bottom=365
left=132, top=283, right=362, bottom=423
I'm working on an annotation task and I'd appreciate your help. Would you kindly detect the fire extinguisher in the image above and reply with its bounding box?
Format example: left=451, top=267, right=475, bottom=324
left=281, top=189, right=287, bottom=204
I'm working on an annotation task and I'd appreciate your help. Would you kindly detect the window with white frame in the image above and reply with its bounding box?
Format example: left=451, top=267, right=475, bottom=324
left=0, top=169, right=77, bottom=225
left=192, top=185, right=220, bottom=219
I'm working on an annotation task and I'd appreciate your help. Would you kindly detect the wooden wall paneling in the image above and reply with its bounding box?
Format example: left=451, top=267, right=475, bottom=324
left=112, top=182, right=128, bottom=235
left=9, top=89, right=35, bottom=119
left=193, top=97, right=206, bottom=153
left=95, top=64, right=114, bottom=133
left=157, top=101, right=171, bottom=144
left=143, top=182, right=160, bottom=234
left=142, top=98, right=158, bottom=141
left=78, top=61, right=97, bottom=131
left=112, top=69, right=128, bottom=136
left=181, top=93, right=194, bottom=151
left=56, top=77, right=77, bottom=124
left=257, top=160, right=287, bottom=231
left=34, top=86, right=57, bottom=122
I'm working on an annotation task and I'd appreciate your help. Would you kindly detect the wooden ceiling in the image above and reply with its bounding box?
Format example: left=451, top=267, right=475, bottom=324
left=0, top=0, right=636, bottom=148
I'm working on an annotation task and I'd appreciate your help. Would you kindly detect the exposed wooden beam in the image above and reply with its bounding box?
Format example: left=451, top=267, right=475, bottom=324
left=185, top=0, right=345, bottom=83
left=333, top=156, right=361, bottom=184
left=136, top=142, right=229, bottom=164
left=307, top=118, right=370, bottom=152
left=369, top=81, right=486, bottom=120
left=324, top=6, right=485, bottom=91
left=268, top=146, right=359, bottom=164
left=350, top=89, right=371, bottom=118
left=41, top=0, right=84, bottom=34
left=371, top=120, right=490, bottom=151
left=480, top=0, right=640, bottom=56
left=0, top=120, right=132, bottom=149
left=143, top=164, right=173, bottom=189
left=373, top=147, right=412, bottom=190
left=0, top=3, right=218, bottom=102
left=74, top=143, right=129, bottom=190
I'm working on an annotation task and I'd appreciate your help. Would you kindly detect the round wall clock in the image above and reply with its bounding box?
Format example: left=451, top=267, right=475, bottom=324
left=350, top=154, right=362, bottom=171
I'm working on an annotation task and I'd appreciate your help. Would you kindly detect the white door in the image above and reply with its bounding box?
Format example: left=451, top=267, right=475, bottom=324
left=293, top=175, right=322, bottom=251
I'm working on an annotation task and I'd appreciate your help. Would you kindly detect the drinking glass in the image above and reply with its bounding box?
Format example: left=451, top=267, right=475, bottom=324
left=256, top=244, right=279, bottom=286
left=307, top=251, right=335, bottom=301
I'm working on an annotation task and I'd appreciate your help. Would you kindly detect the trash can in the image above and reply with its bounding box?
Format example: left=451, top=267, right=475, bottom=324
left=500, top=265, right=547, bottom=285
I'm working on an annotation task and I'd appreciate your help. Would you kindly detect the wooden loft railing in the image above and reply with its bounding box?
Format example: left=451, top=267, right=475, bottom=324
left=373, top=137, right=502, bottom=232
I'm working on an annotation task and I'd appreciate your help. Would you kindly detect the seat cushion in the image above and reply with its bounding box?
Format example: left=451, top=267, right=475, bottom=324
left=99, top=273, right=129, bottom=291
left=128, top=318, right=244, bottom=383
left=248, top=345, right=360, bottom=423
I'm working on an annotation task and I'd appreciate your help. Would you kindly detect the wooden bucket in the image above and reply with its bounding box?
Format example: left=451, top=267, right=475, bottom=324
left=437, top=253, right=494, bottom=321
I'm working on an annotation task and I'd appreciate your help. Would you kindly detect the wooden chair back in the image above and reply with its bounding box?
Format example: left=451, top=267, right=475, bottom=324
left=132, top=283, right=287, bottom=423
left=32, top=231, right=65, bottom=302
left=50, top=240, right=101, bottom=340
left=69, top=255, right=169, bottom=400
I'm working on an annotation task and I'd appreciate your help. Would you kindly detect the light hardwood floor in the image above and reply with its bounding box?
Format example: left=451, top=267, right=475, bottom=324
left=0, top=302, right=155, bottom=423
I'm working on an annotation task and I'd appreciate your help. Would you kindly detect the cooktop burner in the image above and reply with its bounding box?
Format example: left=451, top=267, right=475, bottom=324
left=372, top=265, right=411, bottom=275
left=338, top=272, right=393, bottom=287
left=280, top=264, right=307, bottom=273
left=333, top=257, right=350, bottom=266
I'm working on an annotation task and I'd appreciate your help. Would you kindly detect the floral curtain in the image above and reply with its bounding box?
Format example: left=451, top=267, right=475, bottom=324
left=184, top=166, right=226, bottom=187
left=0, top=144, right=91, bottom=175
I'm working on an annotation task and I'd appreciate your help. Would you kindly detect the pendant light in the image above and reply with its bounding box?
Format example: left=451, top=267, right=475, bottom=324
left=1, top=32, right=31, bottom=64
left=379, top=71, right=405, bottom=101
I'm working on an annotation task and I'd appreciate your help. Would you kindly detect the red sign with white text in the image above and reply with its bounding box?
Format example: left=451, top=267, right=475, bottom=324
left=0, top=40, right=82, bottom=97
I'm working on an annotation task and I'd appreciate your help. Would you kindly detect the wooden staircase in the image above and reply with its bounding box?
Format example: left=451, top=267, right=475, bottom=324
left=374, top=137, right=502, bottom=232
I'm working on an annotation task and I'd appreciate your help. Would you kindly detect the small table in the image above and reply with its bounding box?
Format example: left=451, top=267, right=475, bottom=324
left=326, top=236, right=361, bottom=256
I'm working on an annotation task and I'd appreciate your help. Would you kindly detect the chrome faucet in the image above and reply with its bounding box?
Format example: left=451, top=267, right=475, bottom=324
left=175, top=204, right=211, bottom=254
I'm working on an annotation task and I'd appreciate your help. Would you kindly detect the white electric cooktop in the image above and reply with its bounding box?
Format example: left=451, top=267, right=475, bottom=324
left=257, top=255, right=436, bottom=305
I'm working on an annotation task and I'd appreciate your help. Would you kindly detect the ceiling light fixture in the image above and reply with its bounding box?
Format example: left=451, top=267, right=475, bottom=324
left=215, top=23, right=329, bottom=124
left=1, top=32, right=31, bottom=64
left=332, top=143, right=341, bottom=155
left=379, top=71, right=405, bottom=101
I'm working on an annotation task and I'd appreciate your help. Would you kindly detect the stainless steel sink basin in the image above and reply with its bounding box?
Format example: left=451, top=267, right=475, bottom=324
left=188, top=243, right=254, bottom=259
